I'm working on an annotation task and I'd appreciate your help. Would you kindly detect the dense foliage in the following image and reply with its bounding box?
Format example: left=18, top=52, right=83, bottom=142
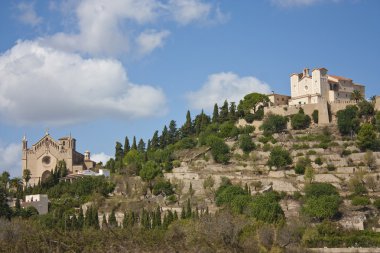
left=260, top=113, right=288, bottom=136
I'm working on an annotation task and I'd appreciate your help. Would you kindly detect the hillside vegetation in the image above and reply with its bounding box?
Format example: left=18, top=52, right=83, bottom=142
left=2, top=93, right=380, bottom=252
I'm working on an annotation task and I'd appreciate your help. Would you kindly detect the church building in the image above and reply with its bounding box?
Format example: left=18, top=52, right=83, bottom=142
left=22, top=132, right=95, bottom=185
left=289, top=68, right=365, bottom=105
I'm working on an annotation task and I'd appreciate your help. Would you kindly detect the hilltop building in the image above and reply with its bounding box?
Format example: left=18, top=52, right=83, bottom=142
left=263, top=67, right=366, bottom=125
left=289, top=68, right=365, bottom=105
left=22, top=132, right=95, bottom=185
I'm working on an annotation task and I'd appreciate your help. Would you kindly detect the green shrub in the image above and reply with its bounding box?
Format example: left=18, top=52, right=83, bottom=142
left=267, top=146, right=292, bottom=170
left=302, top=195, right=341, bottom=220
left=175, top=137, right=197, bottom=150
left=351, top=196, right=370, bottom=206
left=314, top=157, right=323, bottom=165
left=206, top=135, right=230, bottom=164
left=373, top=199, right=380, bottom=209
left=152, top=180, right=174, bottom=196
left=244, top=113, right=255, bottom=123
left=341, top=149, right=351, bottom=157
left=304, top=183, right=339, bottom=198
left=291, top=110, right=311, bottom=130
left=172, top=160, right=181, bottom=168
left=327, top=164, right=336, bottom=171
left=247, top=192, right=284, bottom=223
left=260, top=113, right=288, bottom=136
left=306, top=150, right=317, bottom=155
left=239, top=134, right=256, bottom=153
left=215, top=184, right=246, bottom=206
left=295, top=157, right=311, bottom=175
left=263, top=143, right=272, bottom=152
left=312, top=110, right=319, bottom=124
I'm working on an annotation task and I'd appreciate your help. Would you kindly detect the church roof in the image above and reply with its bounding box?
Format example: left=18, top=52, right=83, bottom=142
left=328, top=75, right=352, bottom=81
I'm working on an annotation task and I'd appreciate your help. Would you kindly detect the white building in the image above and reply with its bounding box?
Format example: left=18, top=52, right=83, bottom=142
left=23, top=194, right=49, bottom=215
left=289, top=68, right=365, bottom=105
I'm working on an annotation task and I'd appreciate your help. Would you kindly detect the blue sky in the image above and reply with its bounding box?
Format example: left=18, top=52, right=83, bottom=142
left=0, top=0, right=379, bottom=177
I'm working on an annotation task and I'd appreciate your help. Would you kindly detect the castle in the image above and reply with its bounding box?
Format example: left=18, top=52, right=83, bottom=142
left=22, top=131, right=95, bottom=185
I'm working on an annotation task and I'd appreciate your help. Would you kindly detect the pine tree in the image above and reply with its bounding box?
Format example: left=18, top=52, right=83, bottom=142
left=168, top=120, right=178, bottom=144
left=124, top=136, right=130, bottom=155
left=137, top=139, right=146, bottom=153
left=131, top=136, right=137, bottom=150
left=173, top=211, right=178, bottom=220
left=212, top=103, right=219, bottom=123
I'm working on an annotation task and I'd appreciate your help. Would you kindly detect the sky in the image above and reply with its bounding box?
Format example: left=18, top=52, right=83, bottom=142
left=0, top=0, right=379, bottom=177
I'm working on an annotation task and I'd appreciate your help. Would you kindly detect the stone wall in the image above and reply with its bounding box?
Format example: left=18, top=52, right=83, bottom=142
left=264, top=101, right=330, bottom=125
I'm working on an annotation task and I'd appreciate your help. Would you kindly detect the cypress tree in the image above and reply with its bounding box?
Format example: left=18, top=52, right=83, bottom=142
left=131, top=136, right=137, bottom=150
left=168, top=120, right=177, bottom=144
left=186, top=199, right=192, bottom=219
left=229, top=102, right=237, bottom=122
left=124, top=136, right=130, bottom=155
left=109, top=210, right=118, bottom=228
left=123, top=211, right=129, bottom=228
left=78, top=207, right=84, bottom=229
left=219, top=100, right=229, bottom=122
left=93, top=207, right=99, bottom=229
left=115, top=142, right=124, bottom=161
left=181, top=206, right=186, bottom=219
left=181, top=110, right=193, bottom=137
left=71, top=215, right=78, bottom=230
left=173, top=210, right=178, bottom=220
left=212, top=103, right=219, bottom=123
left=155, top=206, right=161, bottom=228
left=160, top=126, right=169, bottom=148
left=137, top=139, right=146, bottom=153
left=102, top=214, right=107, bottom=228
left=151, top=131, right=160, bottom=150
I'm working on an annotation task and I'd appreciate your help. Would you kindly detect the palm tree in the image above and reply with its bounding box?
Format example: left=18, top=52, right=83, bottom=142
left=351, top=90, right=363, bottom=103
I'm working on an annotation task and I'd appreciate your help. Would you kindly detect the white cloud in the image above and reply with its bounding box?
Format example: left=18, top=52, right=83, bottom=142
left=136, top=30, right=170, bottom=56
left=271, top=0, right=342, bottom=7
left=15, top=2, right=43, bottom=27
left=168, top=0, right=211, bottom=25
left=0, top=141, right=21, bottom=178
left=42, top=0, right=226, bottom=56
left=187, top=72, right=271, bottom=110
left=0, top=41, right=167, bottom=126
left=91, top=152, right=113, bottom=164
left=43, top=0, right=163, bottom=56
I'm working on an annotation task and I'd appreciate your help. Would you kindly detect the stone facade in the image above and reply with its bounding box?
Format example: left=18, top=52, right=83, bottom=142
left=267, top=93, right=291, bottom=107
left=22, top=132, right=95, bottom=185
left=289, top=68, right=365, bottom=106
